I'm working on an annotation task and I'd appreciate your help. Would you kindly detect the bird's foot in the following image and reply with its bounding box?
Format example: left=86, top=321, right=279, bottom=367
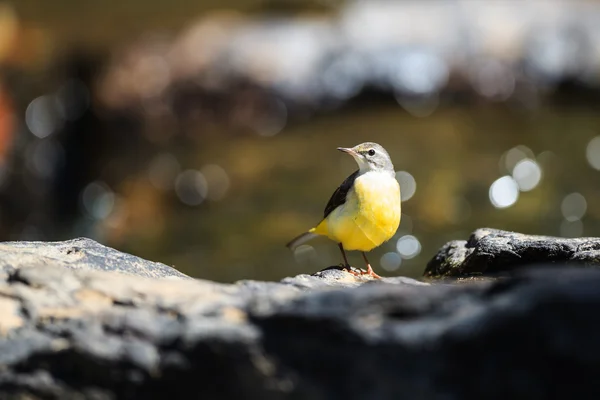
left=361, top=264, right=382, bottom=279
left=340, top=264, right=361, bottom=277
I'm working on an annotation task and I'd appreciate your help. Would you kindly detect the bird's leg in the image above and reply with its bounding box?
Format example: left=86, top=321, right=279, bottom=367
left=361, top=252, right=381, bottom=279
left=338, top=243, right=359, bottom=276
left=338, top=243, right=350, bottom=267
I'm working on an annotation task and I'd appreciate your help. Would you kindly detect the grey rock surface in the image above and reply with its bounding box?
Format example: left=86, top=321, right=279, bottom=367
left=1, top=236, right=600, bottom=399
left=0, top=237, right=191, bottom=280
left=425, top=228, right=600, bottom=278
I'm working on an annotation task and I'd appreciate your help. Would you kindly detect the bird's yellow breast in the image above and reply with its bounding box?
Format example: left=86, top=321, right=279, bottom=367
left=316, top=171, right=401, bottom=251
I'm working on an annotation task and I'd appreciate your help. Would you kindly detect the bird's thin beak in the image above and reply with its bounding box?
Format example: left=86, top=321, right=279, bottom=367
left=337, top=147, right=357, bottom=156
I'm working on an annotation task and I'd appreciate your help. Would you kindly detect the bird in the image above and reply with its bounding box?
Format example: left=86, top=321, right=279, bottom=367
left=287, top=142, right=401, bottom=278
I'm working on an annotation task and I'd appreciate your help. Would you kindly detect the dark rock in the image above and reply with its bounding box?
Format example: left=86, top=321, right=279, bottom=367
left=0, top=237, right=191, bottom=280
left=2, top=237, right=600, bottom=399
left=425, top=228, right=600, bottom=278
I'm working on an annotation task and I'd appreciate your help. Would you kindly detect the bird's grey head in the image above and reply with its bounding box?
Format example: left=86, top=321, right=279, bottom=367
left=337, top=142, right=395, bottom=174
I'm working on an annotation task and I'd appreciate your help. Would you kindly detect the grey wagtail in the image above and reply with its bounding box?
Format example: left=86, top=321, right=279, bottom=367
left=287, top=142, right=401, bottom=278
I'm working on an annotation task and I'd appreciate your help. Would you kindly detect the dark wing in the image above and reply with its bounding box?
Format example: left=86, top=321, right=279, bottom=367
left=323, top=170, right=359, bottom=218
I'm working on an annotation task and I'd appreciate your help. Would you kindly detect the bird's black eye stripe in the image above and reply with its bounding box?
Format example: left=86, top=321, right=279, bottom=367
left=367, top=149, right=376, bottom=156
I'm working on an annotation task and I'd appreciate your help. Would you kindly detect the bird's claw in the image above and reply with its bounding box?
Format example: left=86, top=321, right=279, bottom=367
left=361, top=269, right=381, bottom=279
left=340, top=264, right=362, bottom=277
left=361, top=265, right=382, bottom=279
left=339, top=264, right=381, bottom=279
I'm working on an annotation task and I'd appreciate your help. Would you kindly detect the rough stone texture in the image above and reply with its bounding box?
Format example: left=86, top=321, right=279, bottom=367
left=0, top=238, right=190, bottom=280
left=425, top=228, right=600, bottom=278
left=1, top=236, right=600, bottom=399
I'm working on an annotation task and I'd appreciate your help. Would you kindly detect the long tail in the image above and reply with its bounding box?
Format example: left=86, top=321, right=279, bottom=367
left=286, top=229, right=320, bottom=250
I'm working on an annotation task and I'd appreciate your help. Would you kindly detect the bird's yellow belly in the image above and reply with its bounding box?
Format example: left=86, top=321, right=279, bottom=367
left=322, top=172, right=401, bottom=251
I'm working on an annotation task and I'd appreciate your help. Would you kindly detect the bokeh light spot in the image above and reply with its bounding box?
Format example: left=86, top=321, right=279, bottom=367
left=395, top=171, right=416, bottom=201
left=322, top=54, right=365, bottom=100
left=471, top=60, right=515, bottom=101
left=253, top=98, right=287, bottom=137
left=489, top=175, right=519, bottom=208
left=501, top=145, right=534, bottom=173
left=175, top=170, right=208, bottom=206
left=561, top=192, right=587, bottom=222
left=25, top=95, right=63, bottom=138
left=380, top=252, right=402, bottom=271
left=512, top=158, right=542, bottom=192
left=82, top=181, right=115, bottom=220
left=396, top=235, right=421, bottom=259
left=201, top=164, right=230, bottom=201
left=392, top=52, right=449, bottom=96
left=586, top=136, right=600, bottom=170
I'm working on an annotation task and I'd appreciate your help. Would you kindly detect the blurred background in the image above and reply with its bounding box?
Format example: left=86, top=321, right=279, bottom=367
left=2, top=0, right=600, bottom=281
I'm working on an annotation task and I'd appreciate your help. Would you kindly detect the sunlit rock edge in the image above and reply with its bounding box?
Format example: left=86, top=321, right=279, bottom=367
left=426, top=227, right=600, bottom=278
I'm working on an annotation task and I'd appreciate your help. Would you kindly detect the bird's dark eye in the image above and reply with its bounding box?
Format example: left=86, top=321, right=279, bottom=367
left=367, top=149, right=376, bottom=156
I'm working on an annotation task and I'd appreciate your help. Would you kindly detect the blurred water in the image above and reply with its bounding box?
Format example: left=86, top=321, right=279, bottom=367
left=5, top=0, right=600, bottom=282
left=95, top=105, right=600, bottom=282
left=6, top=63, right=600, bottom=282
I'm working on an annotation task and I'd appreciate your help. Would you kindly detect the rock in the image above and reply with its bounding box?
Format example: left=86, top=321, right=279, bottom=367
left=0, top=237, right=191, bottom=280
left=1, top=238, right=600, bottom=399
left=281, top=266, right=429, bottom=290
left=424, top=228, right=600, bottom=278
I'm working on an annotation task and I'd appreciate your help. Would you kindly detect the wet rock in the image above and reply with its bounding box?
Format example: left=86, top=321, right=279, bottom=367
left=1, top=238, right=600, bottom=399
left=425, top=228, right=600, bottom=278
